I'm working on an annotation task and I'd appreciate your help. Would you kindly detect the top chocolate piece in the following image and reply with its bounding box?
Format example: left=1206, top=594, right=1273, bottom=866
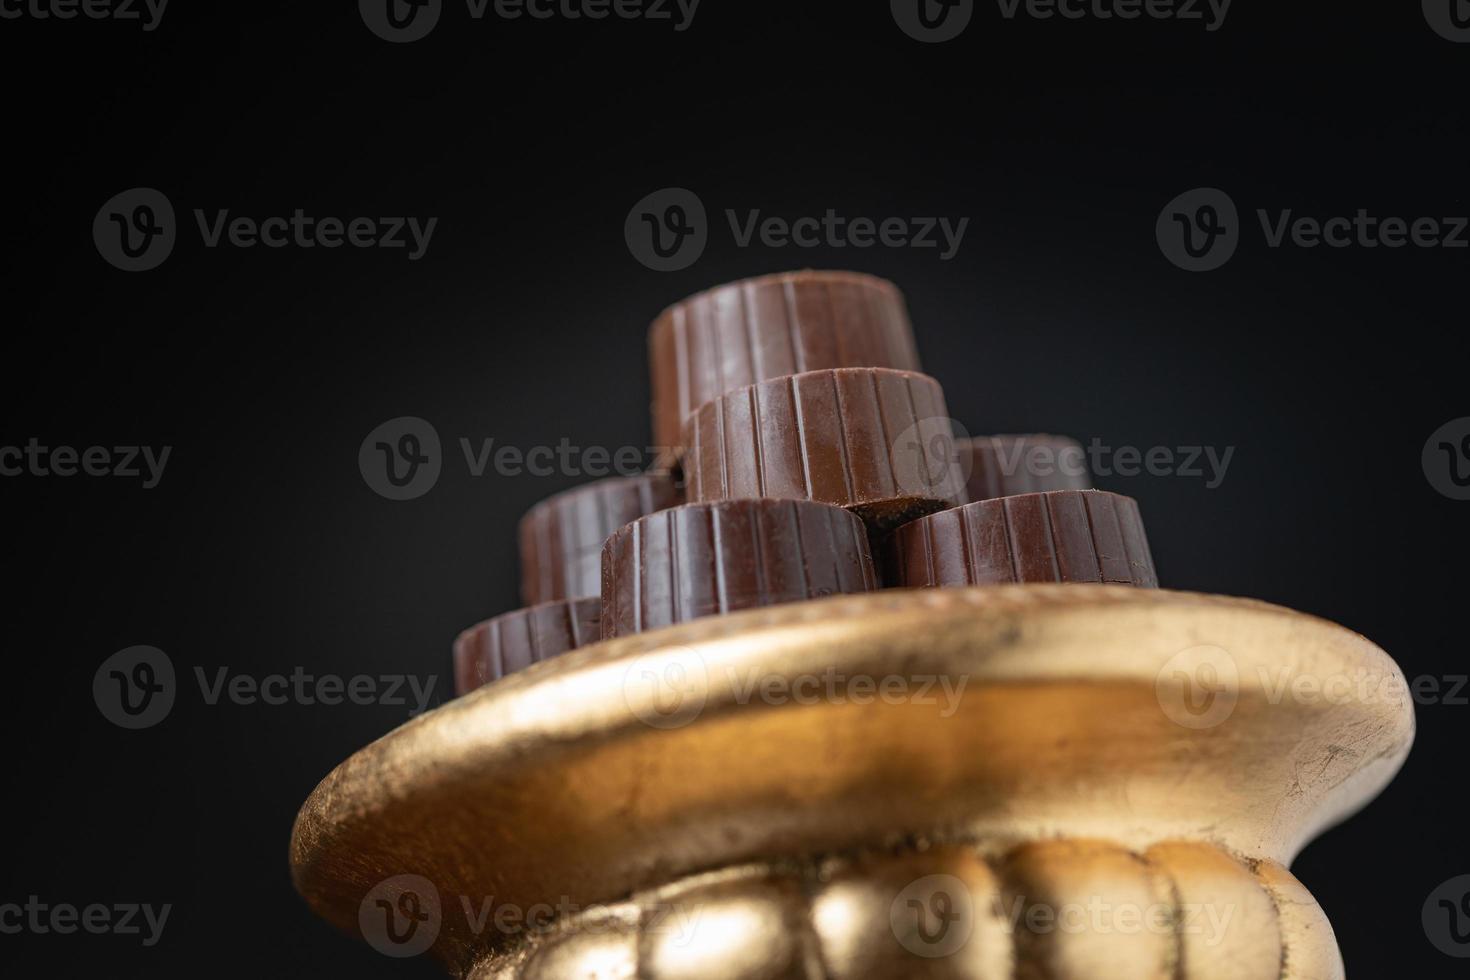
left=518, top=472, right=681, bottom=605
left=648, top=270, right=921, bottom=452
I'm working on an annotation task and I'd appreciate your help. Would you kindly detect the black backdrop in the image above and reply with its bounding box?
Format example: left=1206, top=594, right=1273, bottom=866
left=2, top=1, right=1467, bottom=976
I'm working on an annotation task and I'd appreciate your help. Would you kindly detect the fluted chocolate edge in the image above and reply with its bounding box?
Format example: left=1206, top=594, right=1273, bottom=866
left=885, top=490, right=1158, bottom=589
left=649, top=270, right=921, bottom=452
left=601, top=498, right=879, bottom=639
left=518, top=473, right=682, bottom=605
left=452, top=598, right=602, bottom=696
left=683, top=367, right=967, bottom=530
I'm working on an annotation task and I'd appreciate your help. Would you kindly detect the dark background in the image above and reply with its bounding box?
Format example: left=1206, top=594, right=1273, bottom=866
left=2, top=1, right=1466, bottom=975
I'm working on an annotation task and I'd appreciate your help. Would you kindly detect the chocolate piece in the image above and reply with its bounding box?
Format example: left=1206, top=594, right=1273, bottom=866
left=601, top=499, right=878, bottom=638
left=452, top=598, right=601, bottom=696
left=958, top=434, right=1091, bottom=501
left=682, top=367, right=966, bottom=529
left=885, top=490, right=1158, bottom=588
left=649, top=270, right=921, bottom=452
left=518, top=473, right=681, bottom=605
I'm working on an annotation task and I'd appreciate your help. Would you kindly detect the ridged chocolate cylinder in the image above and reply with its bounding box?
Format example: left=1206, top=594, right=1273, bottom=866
left=885, top=490, right=1158, bottom=588
left=601, top=499, right=878, bottom=638
left=959, top=434, right=1092, bottom=501
left=452, top=598, right=601, bottom=696
left=649, top=270, right=921, bottom=452
left=518, top=473, right=681, bottom=605
left=683, top=367, right=967, bottom=529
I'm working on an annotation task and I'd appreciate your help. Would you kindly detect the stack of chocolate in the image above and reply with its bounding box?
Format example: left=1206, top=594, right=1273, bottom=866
left=454, top=271, right=1158, bottom=695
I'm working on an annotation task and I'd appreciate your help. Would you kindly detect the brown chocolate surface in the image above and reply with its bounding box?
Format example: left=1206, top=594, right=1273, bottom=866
left=959, top=434, right=1091, bottom=501
left=600, top=498, right=878, bottom=638
left=649, top=270, right=921, bottom=452
left=682, top=367, right=966, bottom=529
left=884, top=490, right=1158, bottom=588
left=518, top=473, right=681, bottom=605
left=452, top=597, right=602, bottom=696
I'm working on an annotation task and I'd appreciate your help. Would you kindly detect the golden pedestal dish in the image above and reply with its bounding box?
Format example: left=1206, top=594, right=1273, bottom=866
left=290, top=586, right=1414, bottom=978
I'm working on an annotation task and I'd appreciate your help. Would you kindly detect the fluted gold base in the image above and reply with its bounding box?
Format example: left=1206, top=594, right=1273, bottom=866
left=290, top=586, right=1414, bottom=978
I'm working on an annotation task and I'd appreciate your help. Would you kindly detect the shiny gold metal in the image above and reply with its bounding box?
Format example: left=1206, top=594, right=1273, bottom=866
left=290, top=585, right=1414, bottom=978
